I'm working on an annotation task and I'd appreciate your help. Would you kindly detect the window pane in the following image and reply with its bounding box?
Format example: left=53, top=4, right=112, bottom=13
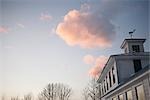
left=109, top=71, right=112, bottom=87
left=126, top=90, right=132, bottom=100
left=132, top=45, right=140, bottom=52
left=104, top=80, right=106, bottom=93
left=106, top=76, right=109, bottom=90
left=102, top=84, right=104, bottom=95
left=133, top=59, right=142, bottom=72
left=136, top=85, right=145, bottom=100
left=112, top=97, right=117, bottom=100
left=112, top=67, right=116, bottom=84
left=119, top=94, right=124, bottom=100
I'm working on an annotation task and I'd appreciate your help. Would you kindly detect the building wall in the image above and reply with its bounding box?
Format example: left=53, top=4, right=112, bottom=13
left=128, top=42, right=144, bottom=53
left=103, top=70, right=150, bottom=100
left=98, top=39, right=149, bottom=100
left=116, top=55, right=149, bottom=83
left=117, top=59, right=134, bottom=83
left=98, top=58, right=119, bottom=97
left=98, top=55, right=149, bottom=100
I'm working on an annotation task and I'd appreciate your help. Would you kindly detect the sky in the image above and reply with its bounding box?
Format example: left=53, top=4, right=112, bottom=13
left=0, top=0, right=149, bottom=100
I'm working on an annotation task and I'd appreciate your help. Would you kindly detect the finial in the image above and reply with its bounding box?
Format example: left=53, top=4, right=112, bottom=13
left=129, top=29, right=136, bottom=38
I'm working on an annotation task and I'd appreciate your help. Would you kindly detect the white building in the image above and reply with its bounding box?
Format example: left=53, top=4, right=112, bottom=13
left=97, top=38, right=150, bottom=100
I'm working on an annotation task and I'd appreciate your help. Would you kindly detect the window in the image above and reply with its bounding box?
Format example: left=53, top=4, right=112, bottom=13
left=109, top=71, right=112, bottom=87
left=133, top=59, right=142, bottom=72
left=101, top=83, right=104, bottom=95
left=100, top=84, right=102, bottom=96
left=112, top=97, right=117, bottom=100
left=132, top=45, right=140, bottom=52
left=106, top=76, right=109, bottom=90
left=104, top=80, right=106, bottom=93
left=126, top=90, right=132, bottom=100
left=119, top=94, right=124, bottom=100
left=99, top=85, right=101, bottom=97
left=112, top=67, right=116, bottom=84
left=136, top=85, right=145, bottom=100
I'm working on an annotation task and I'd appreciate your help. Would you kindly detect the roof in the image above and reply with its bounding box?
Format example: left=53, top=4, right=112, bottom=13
left=120, top=38, right=146, bottom=49
left=97, top=52, right=150, bottom=82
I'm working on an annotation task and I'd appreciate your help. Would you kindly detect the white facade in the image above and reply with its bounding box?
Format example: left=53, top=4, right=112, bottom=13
left=120, top=39, right=145, bottom=53
left=115, top=53, right=149, bottom=83
left=97, top=38, right=150, bottom=100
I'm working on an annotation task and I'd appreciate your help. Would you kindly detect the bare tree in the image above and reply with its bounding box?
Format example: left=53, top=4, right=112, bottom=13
left=38, top=94, right=45, bottom=100
left=57, top=84, right=72, bottom=100
left=96, top=84, right=101, bottom=100
left=82, top=87, right=89, bottom=100
left=11, top=96, right=20, bottom=100
left=38, top=93, right=46, bottom=100
left=88, top=78, right=100, bottom=100
left=1, top=95, right=6, bottom=100
left=38, top=83, right=58, bottom=100
left=38, top=83, right=72, bottom=100
left=24, top=93, right=33, bottom=100
left=83, top=78, right=100, bottom=100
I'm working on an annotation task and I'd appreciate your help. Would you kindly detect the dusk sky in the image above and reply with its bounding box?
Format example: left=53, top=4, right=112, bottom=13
left=0, top=0, right=149, bottom=100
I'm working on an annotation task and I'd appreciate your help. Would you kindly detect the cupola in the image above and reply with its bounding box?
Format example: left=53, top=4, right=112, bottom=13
left=121, top=38, right=146, bottom=53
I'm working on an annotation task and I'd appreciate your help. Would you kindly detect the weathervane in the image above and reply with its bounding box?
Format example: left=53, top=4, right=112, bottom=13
left=129, top=29, right=136, bottom=38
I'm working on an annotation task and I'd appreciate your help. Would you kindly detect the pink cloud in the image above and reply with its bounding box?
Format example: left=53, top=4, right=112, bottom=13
left=56, top=8, right=115, bottom=48
left=40, top=13, right=52, bottom=21
left=0, top=26, right=9, bottom=33
left=88, top=56, right=108, bottom=78
left=83, top=55, right=95, bottom=65
left=56, top=0, right=143, bottom=49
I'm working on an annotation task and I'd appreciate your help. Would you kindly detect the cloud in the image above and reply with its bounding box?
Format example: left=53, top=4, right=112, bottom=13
left=87, top=55, right=108, bottom=78
left=56, top=3, right=115, bottom=49
left=40, top=13, right=52, bottom=21
left=51, top=27, right=56, bottom=34
left=83, top=55, right=95, bottom=65
left=48, top=27, right=56, bottom=37
left=56, top=0, right=145, bottom=49
left=0, top=26, right=9, bottom=33
left=4, top=45, right=15, bottom=49
left=17, top=23, right=25, bottom=28
left=80, top=3, right=90, bottom=12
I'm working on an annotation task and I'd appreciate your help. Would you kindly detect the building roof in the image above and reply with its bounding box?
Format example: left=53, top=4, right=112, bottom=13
left=120, top=38, right=146, bottom=49
left=97, top=52, right=150, bottom=82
